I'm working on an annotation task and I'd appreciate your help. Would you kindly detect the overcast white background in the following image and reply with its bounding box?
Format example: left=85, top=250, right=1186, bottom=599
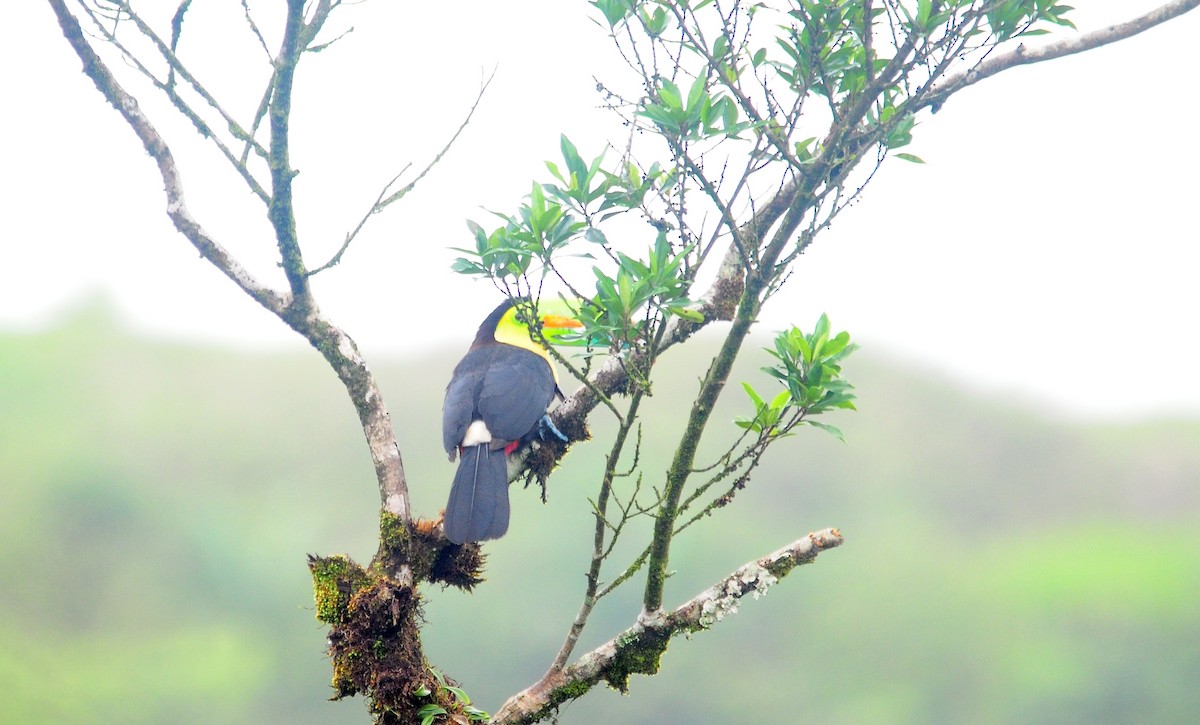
left=3, top=2, right=1198, bottom=419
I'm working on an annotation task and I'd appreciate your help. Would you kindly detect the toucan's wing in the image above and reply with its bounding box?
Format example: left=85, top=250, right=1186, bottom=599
left=443, top=352, right=487, bottom=458
left=477, top=345, right=556, bottom=442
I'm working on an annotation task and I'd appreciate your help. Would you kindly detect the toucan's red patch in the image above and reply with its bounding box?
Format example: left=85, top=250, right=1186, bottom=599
left=503, top=440, right=520, bottom=455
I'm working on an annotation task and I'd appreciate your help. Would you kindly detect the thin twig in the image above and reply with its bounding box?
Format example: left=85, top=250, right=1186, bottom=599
left=240, top=0, right=272, bottom=60
left=308, top=69, right=497, bottom=275
left=547, top=391, right=646, bottom=674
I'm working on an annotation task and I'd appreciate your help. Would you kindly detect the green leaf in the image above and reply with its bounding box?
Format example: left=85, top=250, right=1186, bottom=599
left=643, top=5, right=669, bottom=37
left=713, top=33, right=729, bottom=59
left=796, top=333, right=813, bottom=366
left=418, top=704, right=447, bottom=725
left=894, top=152, right=925, bottom=164
left=658, top=78, right=682, bottom=109
left=561, top=135, right=589, bottom=183
left=823, top=331, right=851, bottom=357
left=450, top=258, right=484, bottom=275
left=806, top=420, right=846, bottom=442
left=742, top=381, right=765, bottom=409
left=813, top=313, right=831, bottom=340
left=686, top=75, right=708, bottom=114
left=793, top=136, right=816, bottom=161
left=916, top=0, right=932, bottom=30
left=666, top=305, right=705, bottom=322
left=591, top=0, right=633, bottom=28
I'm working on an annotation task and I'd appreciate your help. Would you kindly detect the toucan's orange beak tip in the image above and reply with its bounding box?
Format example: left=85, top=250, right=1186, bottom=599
left=541, top=314, right=584, bottom=329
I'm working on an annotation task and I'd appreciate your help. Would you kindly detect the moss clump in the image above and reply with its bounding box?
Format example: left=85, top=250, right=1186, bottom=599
left=374, top=510, right=486, bottom=590
left=428, top=539, right=485, bottom=590
left=547, top=677, right=594, bottom=709
left=521, top=437, right=567, bottom=498
left=375, top=510, right=425, bottom=578
left=311, top=510, right=494, bottom=721
left=604, top=625, right=671, bottom=693
left=378, top=510, right=409, bottom=553
left=308, top=554, right=370, bottom=625
left=326, top=578, right=429, bottom=721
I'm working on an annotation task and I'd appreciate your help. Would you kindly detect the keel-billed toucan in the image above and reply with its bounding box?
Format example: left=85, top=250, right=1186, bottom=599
left=442, top=298, right=583, bottom=544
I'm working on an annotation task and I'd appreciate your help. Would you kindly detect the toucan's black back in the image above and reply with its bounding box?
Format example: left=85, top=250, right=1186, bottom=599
left=442, top=343, right=555, bottom=457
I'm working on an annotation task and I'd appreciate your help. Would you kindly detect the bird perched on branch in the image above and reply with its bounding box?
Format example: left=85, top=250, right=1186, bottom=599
left=441, top=298, right=584, bottom=544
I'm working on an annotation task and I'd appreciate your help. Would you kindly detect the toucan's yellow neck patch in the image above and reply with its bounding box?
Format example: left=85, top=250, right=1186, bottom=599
left=494, top=306, right=556, bottom=374
left=491, top=300, right=586, bottom=382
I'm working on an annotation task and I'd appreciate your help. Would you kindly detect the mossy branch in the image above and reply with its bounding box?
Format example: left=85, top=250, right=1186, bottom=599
left=268, top=0, right=310, bottom=301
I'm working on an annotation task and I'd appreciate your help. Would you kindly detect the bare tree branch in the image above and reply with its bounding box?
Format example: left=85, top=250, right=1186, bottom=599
left=50, top=0, right=284, bottom=314
left=493, top=528, right=845, bottom=724
left=73, top=2, right=272, bottom=202
left=167, top=0, right=192, bottom=88
left=115, top=1, right=271, bottom=161
left=924, top=0, right=1200, bottom=111
left=48, top=0, right=413, bottom=527
left=546, top=391, right=648, bottom=676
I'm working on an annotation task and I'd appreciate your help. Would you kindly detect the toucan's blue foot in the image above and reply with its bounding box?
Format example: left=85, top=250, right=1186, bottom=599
left=537, top=414, right=569, bottom=443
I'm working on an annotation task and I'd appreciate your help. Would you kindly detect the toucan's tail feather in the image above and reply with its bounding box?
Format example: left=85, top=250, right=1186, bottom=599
left=444, top=444, right=510, bottom=544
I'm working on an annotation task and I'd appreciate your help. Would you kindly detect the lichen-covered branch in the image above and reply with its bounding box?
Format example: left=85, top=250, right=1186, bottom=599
left=492, top=528, right=844, bottom=724
left=923, top=0, right=1200, bottom=111
left=299, top=317, right=411, bottom=522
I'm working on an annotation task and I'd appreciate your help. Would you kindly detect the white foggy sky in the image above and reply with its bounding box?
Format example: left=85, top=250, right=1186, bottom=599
left=2, top=2, right=1198, bottom=419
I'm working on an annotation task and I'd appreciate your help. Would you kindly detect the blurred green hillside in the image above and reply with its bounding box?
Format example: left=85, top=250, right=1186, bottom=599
left=2, top=302, right=1197, bottom=724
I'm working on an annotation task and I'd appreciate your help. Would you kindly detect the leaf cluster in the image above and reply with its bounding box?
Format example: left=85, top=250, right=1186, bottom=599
left=737, top=314, right=857, bottom=441
left=639, top=76, right=756, bottom=141
left=453, top=134, right=699, bottom=355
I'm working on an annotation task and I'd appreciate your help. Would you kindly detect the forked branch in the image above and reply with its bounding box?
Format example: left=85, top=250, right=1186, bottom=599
left=49, top=0, right=284, bottom=314
left=48, top=0, right=412, bottom=524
